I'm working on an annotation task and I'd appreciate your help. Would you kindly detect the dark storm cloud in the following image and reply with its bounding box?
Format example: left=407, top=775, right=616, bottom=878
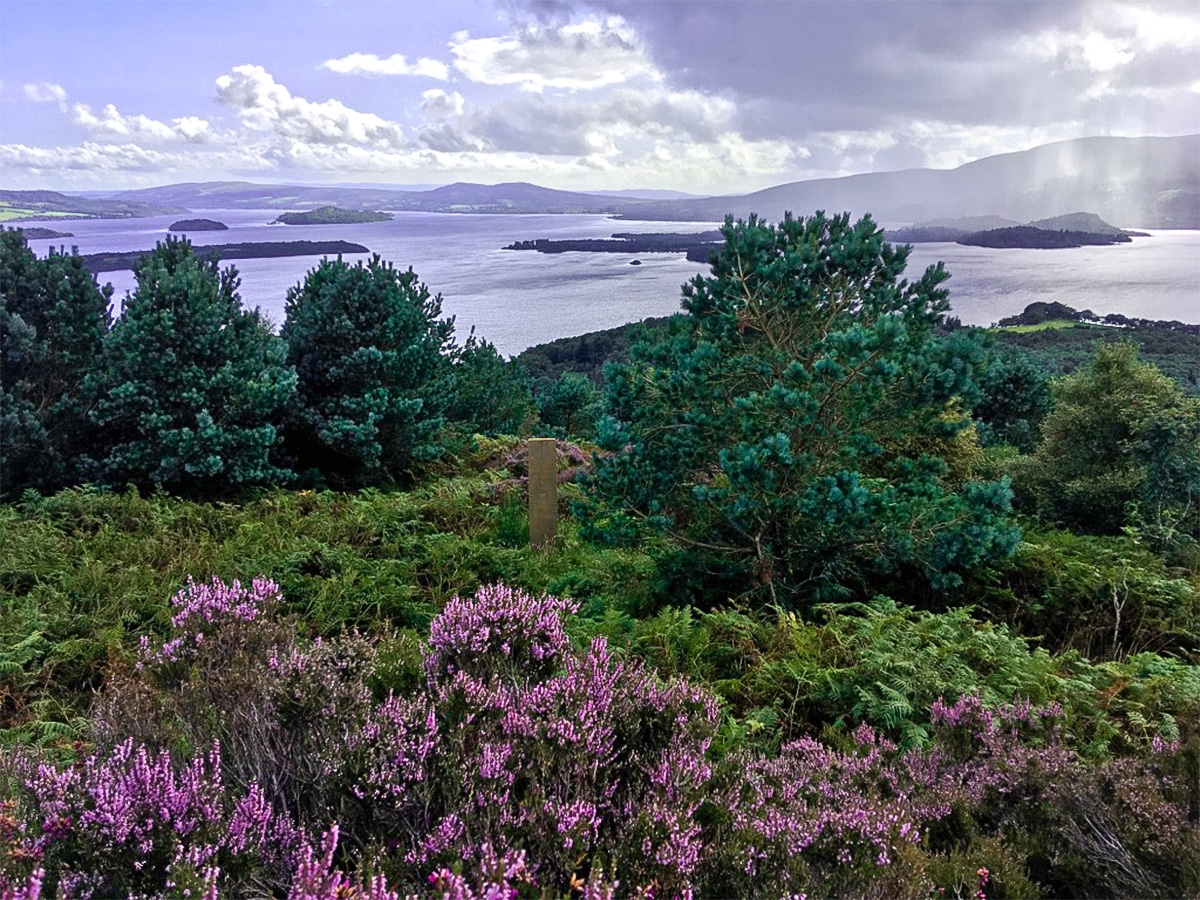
left=514, top=1, right=1198, bottom=141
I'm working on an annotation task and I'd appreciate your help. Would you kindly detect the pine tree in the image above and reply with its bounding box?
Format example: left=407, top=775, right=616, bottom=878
left=584, top=212, right=1019, bottom=607
left=89, top=237, right=295, bottom=496
left=447, top=332, right=534, bottom=436
left=1, top=229, right=110, bottom=497
left=973, top=345, right=1051, bottom=452
left=281, top=255, right=456, bottom=487
left=537, top=371, right=600, bottom=438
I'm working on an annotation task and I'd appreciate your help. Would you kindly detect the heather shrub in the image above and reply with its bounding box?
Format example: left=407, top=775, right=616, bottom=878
left=702, top=693, right=1199, bottom=899
left=340, top=583, right=721, bottom=894
left=4, top=579, right=722, bottom=895
left=6, top=576, right=1199, bottom=898
left=922, top=696, right=1200, bottom=900
left=89, top=576, right=369, bottom=831
left=1031, top=743, right=1200, bottom=898
left=707, top=724, right=930, bottom=897
left=2, top=739, right=300, bottom=897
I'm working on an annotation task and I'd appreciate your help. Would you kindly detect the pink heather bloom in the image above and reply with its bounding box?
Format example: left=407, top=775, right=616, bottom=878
left=139, top=576, right=282, bottom=668
left=1, top=869, right=45, bottom=900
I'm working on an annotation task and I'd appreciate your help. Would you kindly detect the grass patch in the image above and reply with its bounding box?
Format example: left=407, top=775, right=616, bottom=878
left=0, top=453, right=659, bottom=741
left=990, top=319, right=1080, bottom=333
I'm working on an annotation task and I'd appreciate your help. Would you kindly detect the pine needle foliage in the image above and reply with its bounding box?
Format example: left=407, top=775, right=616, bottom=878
left=585, top=212, right=1020, bottom=607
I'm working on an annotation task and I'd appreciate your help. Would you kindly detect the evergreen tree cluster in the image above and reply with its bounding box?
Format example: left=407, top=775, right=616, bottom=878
left=0, top=233, right=534, bottom=498
left=4, top=218, right=1196, bottom=575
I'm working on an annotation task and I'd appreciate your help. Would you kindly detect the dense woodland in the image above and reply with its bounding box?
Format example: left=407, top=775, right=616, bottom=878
left=1, top=215, right=1199, bottom=898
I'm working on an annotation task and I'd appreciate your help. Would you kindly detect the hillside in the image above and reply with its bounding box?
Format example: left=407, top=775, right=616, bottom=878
left=1025, top=212, right=1136, bottom=236
left=0, top=189, right=185, bottom=220
left=3, top=221, right=1199, bottom=897
left=619, top=135, right=1199, bottom=228
left=517, top=304, right=1200, bottom=396
left=887, top=212, right=1146, bottom=244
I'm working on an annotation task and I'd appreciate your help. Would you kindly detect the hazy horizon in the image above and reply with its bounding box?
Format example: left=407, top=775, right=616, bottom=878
left=2, top=1, right=1197, bottom=195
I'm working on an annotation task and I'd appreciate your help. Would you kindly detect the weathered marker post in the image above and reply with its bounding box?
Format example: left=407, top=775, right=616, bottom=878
left=528, top=438, right=558, bottom=549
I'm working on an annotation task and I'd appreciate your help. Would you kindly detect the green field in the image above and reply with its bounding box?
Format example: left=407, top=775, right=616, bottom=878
left=0, top=206, right=86, bottom=222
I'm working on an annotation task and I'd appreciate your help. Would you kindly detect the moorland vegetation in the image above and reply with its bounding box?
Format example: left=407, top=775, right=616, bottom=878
left=1, top=214, right=1199, bottom=898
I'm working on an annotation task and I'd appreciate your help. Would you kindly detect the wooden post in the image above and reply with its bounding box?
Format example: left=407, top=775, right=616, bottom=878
left=528, top=438, right=557, bottom=549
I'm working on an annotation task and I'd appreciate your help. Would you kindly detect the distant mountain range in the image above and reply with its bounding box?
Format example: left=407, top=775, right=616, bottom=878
left=5, top=134, right=1196, bottom=228
left=632, top=135, right=1197, bottom=228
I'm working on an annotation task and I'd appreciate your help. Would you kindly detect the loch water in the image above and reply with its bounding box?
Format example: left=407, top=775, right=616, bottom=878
left=19, top=209, right=1200, bottom=357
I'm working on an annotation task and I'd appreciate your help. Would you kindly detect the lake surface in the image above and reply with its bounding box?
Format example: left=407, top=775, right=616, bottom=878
left=18, top=210, right=1200, bottom=356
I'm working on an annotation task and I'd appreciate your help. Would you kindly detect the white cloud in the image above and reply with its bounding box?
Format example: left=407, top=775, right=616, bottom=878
left=1070, top=31, right=1135, bottom=73
left=420, top=89, right=464, bottom=117
left=71, top=102, right=212, bottom=144
left=0, top=141, right=169, bottom=174
left=322, top=52, right=448, bottom=80
left=23, top=82, right=68, bottom=111
left=215, top=64, right=405, bottom=148
left=0, top=141, right=255, bottom=178
left=1019, top=5, right=1200, bottom=78
left=1113, top=3, right=1200, bottom=52
left=406, top=81, right=802, bottom=188
left=172, top=116, right=213, bottom=143
left=450, top=16, right=660, bottom=92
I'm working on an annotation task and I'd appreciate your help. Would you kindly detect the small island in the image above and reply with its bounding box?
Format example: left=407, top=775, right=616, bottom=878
left=168, top=218, right=228, bottom=232
left=271, top=206, right=393, bottom=225
left=16, top=226, right=74, bottom=239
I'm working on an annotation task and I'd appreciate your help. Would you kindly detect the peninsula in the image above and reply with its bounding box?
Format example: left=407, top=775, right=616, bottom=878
left=17, top=227, right=74, bottom=239
left=79, top=240, right=370, bottom=274
left=271, top=207, right=392, bottom=225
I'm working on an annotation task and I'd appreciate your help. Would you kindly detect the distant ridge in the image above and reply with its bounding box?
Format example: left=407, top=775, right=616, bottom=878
left=24, top=134, right=1198, bottom=228
left=583, top=189, right=703, bottom=200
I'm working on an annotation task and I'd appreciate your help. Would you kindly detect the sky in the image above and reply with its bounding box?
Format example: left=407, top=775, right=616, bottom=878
left=1, top=0, right=1197, bottom=194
